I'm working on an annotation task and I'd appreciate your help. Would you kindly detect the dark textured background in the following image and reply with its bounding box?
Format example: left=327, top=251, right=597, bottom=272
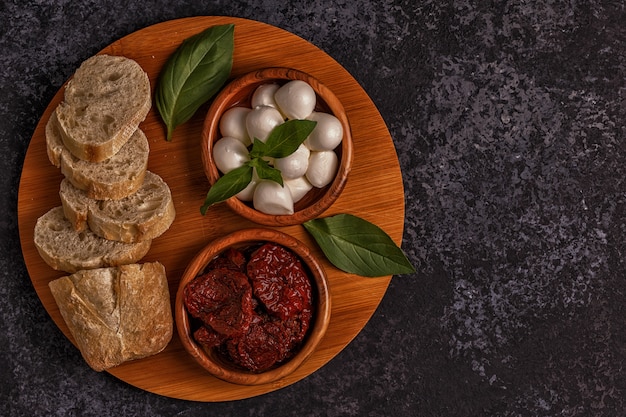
left=2, top=1, right=625, bottom=416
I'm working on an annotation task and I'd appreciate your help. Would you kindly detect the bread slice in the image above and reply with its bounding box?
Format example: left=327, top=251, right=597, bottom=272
left=55, top=54, right=151, bottom=162
left=46, top=112, right=149, bottom=200
left=46, top=111, right=65, bottom=168
left=48, top=262, right=173, bottom=371
left=60, top=171, right=176, bottom=243
left=34, top=207, right=151, bottom=273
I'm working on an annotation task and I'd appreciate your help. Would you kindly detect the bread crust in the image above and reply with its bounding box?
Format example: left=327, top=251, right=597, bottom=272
left=48, top=262, right=173, bottom=371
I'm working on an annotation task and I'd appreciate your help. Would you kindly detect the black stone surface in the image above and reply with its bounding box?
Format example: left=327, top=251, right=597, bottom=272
left=2, top=1, right=625, bottom=416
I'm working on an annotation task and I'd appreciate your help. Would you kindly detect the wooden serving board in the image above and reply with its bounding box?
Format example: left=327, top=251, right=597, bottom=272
left=17, top=16, right=405, bottom=401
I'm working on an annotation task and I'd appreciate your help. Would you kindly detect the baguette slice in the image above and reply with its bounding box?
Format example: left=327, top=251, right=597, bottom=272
left=60, top=171, right=176, bottom=243
left=34, top=207, right=151, bottom=273
left=46, top=112, right=149, bottom=200
left=48, top=262, right=173, bottom=371
left=55, top=54, right=151, bottom=162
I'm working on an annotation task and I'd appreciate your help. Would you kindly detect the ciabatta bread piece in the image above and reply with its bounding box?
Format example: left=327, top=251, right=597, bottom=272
left=60, top=171, right=176, bottom=243
left=48, top=262, right=173, bottom=371
left=34, top=206, right=151, bottom=273
left=55, top=54, right=151, bottom=162
left=46, top=112, right=149, bottom=200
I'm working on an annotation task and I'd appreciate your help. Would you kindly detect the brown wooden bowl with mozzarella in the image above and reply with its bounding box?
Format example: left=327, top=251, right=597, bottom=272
left=201, top=67, right=353, bottom=226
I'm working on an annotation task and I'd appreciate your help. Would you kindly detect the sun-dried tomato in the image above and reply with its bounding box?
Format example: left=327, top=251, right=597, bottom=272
left=281, top=306, right=313, bottom=350
left=193, top=324, right=228, bottom=348
left=184, top=243, right=314, bottom=372
left=184, top=268, right=253, bottom=338
left=206, top=247, right=247, bottom=272
left=226, top=312, right=290, bottom=372
left=246, top=243, right=312, bottom=321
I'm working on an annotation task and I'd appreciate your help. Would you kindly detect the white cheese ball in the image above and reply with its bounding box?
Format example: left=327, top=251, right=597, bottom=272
left=219, top=107, right=252, bottom=146
left=236, top=171, right=259, bottom=202
left=253, top=180, right=294, bottom=215
left=251, top=83, right=280, bottom=109
left=285, top=176, right=313, bottom=203
left=306, top=150, right=338, bottom=188
left=246, top=105, right=284, bottom=143
left=212, top=136, right=250, bottom=174
left=274, top=80, right=316, bottom=120
left=305, top=111, right=343, bottom=151
left=273, top=144, right=310, bottom=179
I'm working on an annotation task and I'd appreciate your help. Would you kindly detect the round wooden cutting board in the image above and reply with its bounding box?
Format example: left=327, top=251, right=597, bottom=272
left=17, top=16, right=405, bottom=401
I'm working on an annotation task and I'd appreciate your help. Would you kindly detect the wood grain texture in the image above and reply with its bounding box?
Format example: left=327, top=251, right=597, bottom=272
left=17, top=16, right=405, bottom=402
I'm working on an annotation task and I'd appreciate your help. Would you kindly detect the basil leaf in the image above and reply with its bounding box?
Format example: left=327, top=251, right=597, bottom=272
left=200, top=164, right=253, bottom=214
left=250, top=158, right=283, bottom=185
left=260, top=119, right=317, bottom=158
left=156, top=24, right=234, bottom=141
left=303, top=214, right=415, bottom=277
left=248, top=138, right=267, bottom=159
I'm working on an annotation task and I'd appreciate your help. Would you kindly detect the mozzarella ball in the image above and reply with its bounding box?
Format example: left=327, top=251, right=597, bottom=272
left=273, top=144, right=310, bottom=179
left=274, top=80, right=316, bottom=120
left=305, top=111, right=344, bottom=151
left=306, top=150, right=338, bottom=188
left=285, top=176, right=313, bottom=203
left=236, top=171, right=259, bottom=202
left=251, top=83, right=280, bottom=109
left=246, top=105, right=284, bottom=143
left=253, top=181, right=294, bottom=215
left=219, top=107, right=252, bottom=146
left=212, top=136, right=250, bottom=174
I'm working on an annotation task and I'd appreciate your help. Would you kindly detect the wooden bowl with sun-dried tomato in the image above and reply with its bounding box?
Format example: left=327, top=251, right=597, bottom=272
left=175, top=228, right=331, bottom=385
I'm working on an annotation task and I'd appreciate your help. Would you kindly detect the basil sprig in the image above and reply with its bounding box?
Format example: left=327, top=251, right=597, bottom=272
left=304, top=214, right=415, bottom=277
left=200, top=119, right=317, bottom=214
left=156, top=24, right=234, bottom=141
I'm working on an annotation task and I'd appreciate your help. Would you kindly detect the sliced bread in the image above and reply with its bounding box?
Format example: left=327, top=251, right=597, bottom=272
left=34, top=206, right=152, bottom=273
left=46, top=111, right=149, bottom=200
left=59, top=171, right=176, bottom=243
left=48, top=262, right=173, bottom=371
left=55, top=54, right=151, bottom=162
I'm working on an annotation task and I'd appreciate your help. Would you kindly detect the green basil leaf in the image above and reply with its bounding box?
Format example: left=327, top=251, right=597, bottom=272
left=200, top=164, right=253, bottom=214
left=248, top=138, right=267, bottom=159
left=303, top=214, right=416, bottom=277
left=261, top=119, right=317, bottom=158
left=156, top=24, right=234, bottom=141
left=250, top=158, right=283, bottom=185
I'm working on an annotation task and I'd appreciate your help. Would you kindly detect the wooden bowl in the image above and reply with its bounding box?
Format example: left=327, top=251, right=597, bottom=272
left=201, top=67, right=353, bottom=226
left=175, top=228, right=332, bottom=385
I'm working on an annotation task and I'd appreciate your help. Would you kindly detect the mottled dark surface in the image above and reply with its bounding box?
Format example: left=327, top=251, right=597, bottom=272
left=2, top=1, right=625, bottom=416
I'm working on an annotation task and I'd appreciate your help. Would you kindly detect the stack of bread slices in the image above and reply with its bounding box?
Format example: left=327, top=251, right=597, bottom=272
left=35, top=54, right=175, bottom=274
left=34, top=54, right=175, bottom=371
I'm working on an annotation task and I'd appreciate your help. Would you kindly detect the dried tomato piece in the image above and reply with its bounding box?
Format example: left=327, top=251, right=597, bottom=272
left=184, top=268, right=253, bottom=338
left=193, top=325, right=228, bottom=348
left=246, top=243, right=312, bottom=321
left=206, top=247, right=247, bottom=272
left=281, top=306, right=313, bottom=350
left=226, top=313, right=291, bottom=372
